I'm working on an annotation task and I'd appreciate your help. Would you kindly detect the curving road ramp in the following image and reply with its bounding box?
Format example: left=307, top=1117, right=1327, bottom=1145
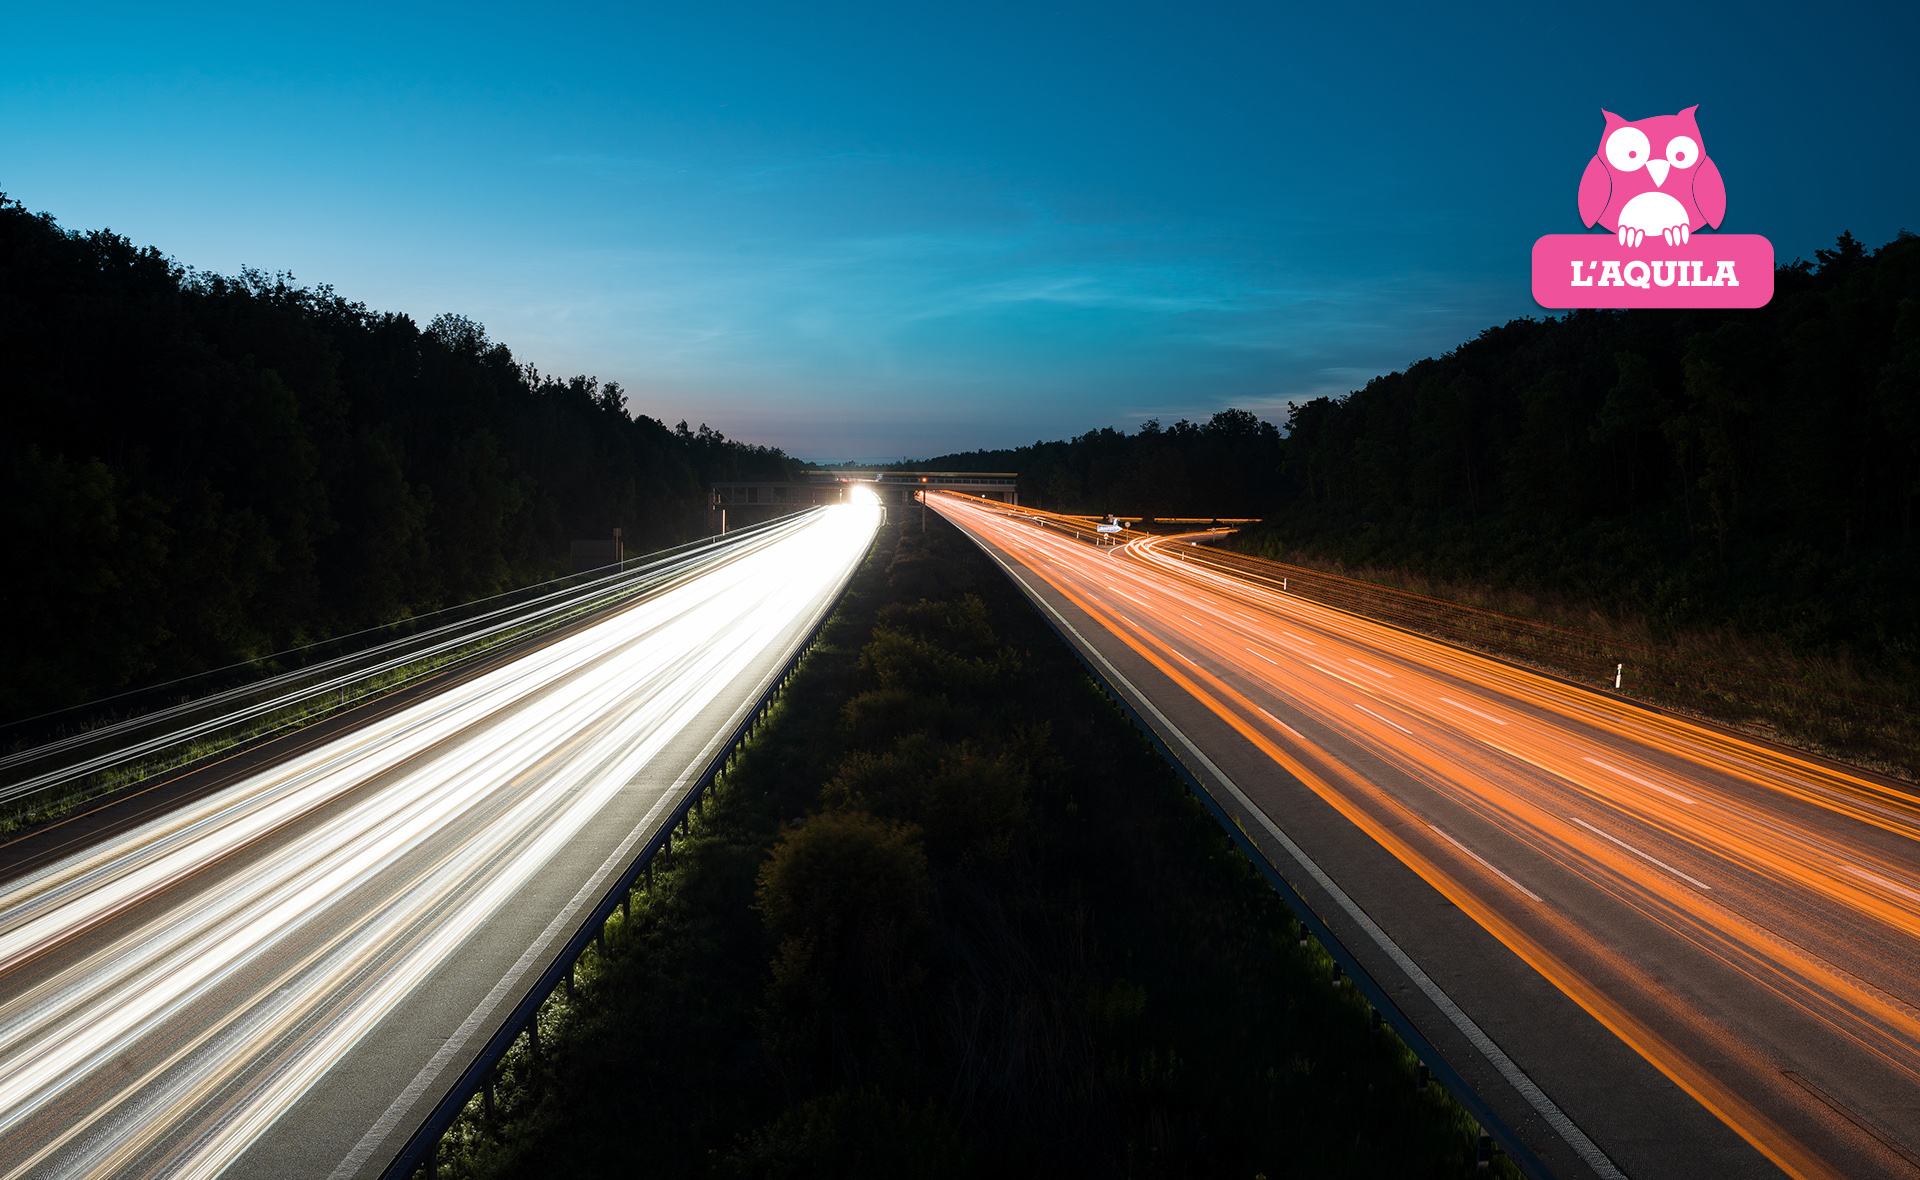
left=933, top=491, right=1920, bottom=1180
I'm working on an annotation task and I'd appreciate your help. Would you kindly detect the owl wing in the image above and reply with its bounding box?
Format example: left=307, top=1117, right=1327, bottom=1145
left=1693, top=156, right=1727, bottom=228
left=1578, top=155, right=1611, bottom=228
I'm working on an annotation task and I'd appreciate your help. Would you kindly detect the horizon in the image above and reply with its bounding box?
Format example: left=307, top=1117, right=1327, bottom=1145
left=3, top=2, right=1913, bottom=457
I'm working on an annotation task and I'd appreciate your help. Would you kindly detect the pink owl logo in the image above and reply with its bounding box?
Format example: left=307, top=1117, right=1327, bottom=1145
left=1578, top=106, right=1727, bottom=247
left=1532, top=104, right=1771, bottom=309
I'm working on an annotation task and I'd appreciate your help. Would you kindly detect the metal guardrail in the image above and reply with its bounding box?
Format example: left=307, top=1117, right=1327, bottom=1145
left=381, top=531, right=867, bottom=1180
left=1064, top=661, right=1539, bottom=1176
left=0, top=512, right=822, bottom=829
left=951, top=522, right=1547, bottom=1178
left=1163, top=540, right=1920, bottom=727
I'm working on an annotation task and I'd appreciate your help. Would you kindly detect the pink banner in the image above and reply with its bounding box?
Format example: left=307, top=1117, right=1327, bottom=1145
left=1532, top=234, right=1773, bottom=309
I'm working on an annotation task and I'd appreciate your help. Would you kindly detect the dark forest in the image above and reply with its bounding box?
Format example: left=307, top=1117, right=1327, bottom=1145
left=917, top=231, right=1920, bottom=661
left=0, top=194, right=794, bottom=720
left=8, top=196, right=1917, bottom=719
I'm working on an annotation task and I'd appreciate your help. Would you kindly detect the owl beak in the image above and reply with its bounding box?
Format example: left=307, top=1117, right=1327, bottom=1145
left=1646, top=159, right=1671, bottom=187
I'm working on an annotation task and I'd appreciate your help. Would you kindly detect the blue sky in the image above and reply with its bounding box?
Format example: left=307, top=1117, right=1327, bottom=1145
left=3, top=2, right=1913, bottom=459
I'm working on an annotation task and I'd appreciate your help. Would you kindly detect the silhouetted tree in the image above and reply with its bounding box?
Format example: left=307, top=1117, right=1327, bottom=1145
left=0, top=193, right=796, bottom=718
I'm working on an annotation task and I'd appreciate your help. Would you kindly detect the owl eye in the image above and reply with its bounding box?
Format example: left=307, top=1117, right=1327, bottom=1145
left=1665, top=135, right=1700, bottom=169
left=1605, top=126, right=1650, bottom=172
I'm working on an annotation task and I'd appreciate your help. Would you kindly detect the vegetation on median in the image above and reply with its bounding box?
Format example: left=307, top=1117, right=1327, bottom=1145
left=437, top=517, right=1515, bottom=1179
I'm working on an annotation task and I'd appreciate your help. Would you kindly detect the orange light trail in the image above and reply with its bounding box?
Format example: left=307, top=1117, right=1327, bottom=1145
left=932, top=491, right=1920, bottom=1180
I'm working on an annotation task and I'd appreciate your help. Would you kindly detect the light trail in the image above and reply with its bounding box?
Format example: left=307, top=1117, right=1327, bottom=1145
left=0, top=503, right=879, bottom=1180
left=933, top=492, right=1920, bottom=1180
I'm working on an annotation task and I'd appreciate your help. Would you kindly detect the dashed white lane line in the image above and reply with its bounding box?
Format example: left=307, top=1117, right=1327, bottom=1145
left=1839, top=862, right=1920, bottom=905
left=1347, top=657, right=1395, bottom=679
left=1255, top=706, right=1306, bottom=742
left=1439, top=696, right=1509, bottom=726
left=1352, top=702, right=1414, bottom=736
left=1429, top=825, right=1544, bottom=902
left=1282, top=631, right=1317, bottom=646
left=1568, top=817, right=1713, bottom=890
left=1582, top=756, right=1698, bottom=805
left=965, top=525, right=1628, bottom=1180
left=1246, top=647, right=1279, bottom=665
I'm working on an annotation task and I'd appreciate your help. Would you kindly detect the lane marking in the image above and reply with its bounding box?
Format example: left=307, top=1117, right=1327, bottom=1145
left=331, top=781, right=683, bottom=1180
left=1838, top=862, right=1920, bottom=906
left=1282, top=631, right=1317, bottom=646
left=961, top=534, right=1627, bottom=1180
left=1582, top=756, right=1699, bottom=806
left=1439, top=697, right=1509, bottom=726
left=1256, top=707, right=1307, bottom=742
left=1245, top=647, right=1279, bottom=666
left=1352, top=703, right=1414, bottom=736
left=945, top=497, right=1843, bottom=1180
left=1429, top=825, right=1544, bottom=902
left=1347, top=658, right=1395, bottom=679
left=1568, top=817, right=1714, bottom=891
left=328, top=554, right=860, bottom=1180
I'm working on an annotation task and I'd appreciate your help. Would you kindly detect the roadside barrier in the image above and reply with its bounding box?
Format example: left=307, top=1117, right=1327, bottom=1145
left=957, top=530, right=1556, bottom=1180
left=384, top=531, right=866, bottom=1180
left=0, top=511, right=821, bottom=832
left=1165, top=540, right=1920, bottom=726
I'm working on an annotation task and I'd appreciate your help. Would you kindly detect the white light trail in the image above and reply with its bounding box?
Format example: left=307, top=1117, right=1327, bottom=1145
left=0, top=504, right=879, bottom=1180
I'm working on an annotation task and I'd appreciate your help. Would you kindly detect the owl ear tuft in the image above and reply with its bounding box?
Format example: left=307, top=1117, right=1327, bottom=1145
left=1601, top=109, right=1625, bottom=126
left=1679, top=104, right=1699, bottom=120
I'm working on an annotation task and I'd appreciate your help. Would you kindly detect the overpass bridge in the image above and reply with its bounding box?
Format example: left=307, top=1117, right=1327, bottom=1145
left=708, top=470, right=1016, bottom=531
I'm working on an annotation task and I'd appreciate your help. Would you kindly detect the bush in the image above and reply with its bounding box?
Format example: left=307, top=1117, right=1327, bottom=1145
left=757, top=809, right=931, bottom=1016
left=724, top=1089, right=973, bottom=1180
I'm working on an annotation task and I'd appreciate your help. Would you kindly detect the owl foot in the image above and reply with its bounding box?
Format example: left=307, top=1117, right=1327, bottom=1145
left=1617, top=226, right=1646, bottom=248
left=1663, top=225, right=1691, bottom=246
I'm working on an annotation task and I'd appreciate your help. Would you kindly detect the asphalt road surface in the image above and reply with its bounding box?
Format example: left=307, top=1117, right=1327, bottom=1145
left=0, top=502, right=879, bottom=1180
left=933, top=491, right=1920, bottom=1180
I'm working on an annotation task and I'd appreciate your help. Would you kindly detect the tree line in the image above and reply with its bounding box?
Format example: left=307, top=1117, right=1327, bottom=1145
left=0, top=193, right=795, bottom=721
left=910, top=231, right=1920, bottom=660
left=898, top=408, right=1284, bottom=519
left=1256, top=231, right=1919, bottom=656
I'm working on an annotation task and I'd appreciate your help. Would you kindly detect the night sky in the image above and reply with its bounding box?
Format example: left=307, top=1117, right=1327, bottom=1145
left=3, top=2, right=1913, bottom=459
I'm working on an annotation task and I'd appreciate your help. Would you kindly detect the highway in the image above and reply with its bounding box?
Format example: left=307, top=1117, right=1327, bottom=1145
left=0, top=502, right=879, bottom=1180
left=932, top=492, right=1920, bottom=1180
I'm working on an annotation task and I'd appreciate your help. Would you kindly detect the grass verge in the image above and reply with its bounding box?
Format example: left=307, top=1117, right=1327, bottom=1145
left=1228, top=534, right=1920, bottom=782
